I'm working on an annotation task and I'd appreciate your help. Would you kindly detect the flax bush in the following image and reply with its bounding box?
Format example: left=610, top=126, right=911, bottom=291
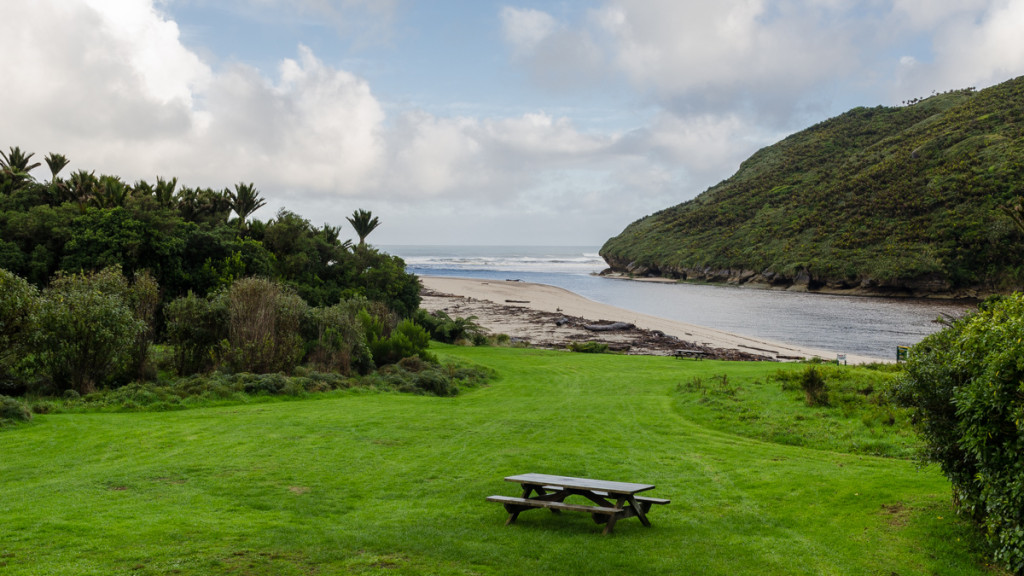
left=360, top=308, right=433, bottom=367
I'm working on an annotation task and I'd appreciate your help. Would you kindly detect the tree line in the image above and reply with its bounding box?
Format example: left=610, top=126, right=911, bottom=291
left=0, top=145, right=438, bottom=396
left=0, top=146, right=417, bottom=312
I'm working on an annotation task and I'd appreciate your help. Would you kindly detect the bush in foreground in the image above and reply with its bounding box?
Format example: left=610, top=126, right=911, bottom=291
left=33, top=267, right=146, bottom=394
left=0, top=268, right=37, bottom=392
left=891, top=293, right=1024, bottom=574
left=0, top=395, right=31, bottom=424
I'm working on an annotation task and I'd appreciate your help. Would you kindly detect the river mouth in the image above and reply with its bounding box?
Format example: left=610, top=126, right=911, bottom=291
left=389, top=245, right=973, bottom=360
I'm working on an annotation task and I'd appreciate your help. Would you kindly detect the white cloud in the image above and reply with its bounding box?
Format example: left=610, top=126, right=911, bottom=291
left=928, top=0, right=1024, bottom=87
left=501, top=6, right=559, bottom=54
left=81, top=0, right=212, bottom=106
left=0, top=0, right=683, bottom=244
left=197, top=45, right=386, bottom=193
left=0, top=0, right=385, bottom=195
left=891, top=0, right=1024, bottom=101
left=7, top=0, right=1024, bottom=246
left=589, top=0, right=866, bottom=117
left=890, top=0, right=991, bottom=30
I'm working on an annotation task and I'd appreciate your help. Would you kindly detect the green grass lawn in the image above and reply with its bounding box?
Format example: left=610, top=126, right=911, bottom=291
left=0, top=346, right=1001, bottom=575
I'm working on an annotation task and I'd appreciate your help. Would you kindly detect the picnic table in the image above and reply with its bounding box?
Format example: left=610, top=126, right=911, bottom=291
left=486, top=473, right=669, bottom=534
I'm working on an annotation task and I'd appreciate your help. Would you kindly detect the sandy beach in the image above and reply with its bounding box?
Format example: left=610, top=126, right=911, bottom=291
left=420, top=276, right=886, bottom=364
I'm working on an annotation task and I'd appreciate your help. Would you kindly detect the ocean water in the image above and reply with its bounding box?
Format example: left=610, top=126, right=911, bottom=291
left=385, top=245, right=973, bottom=360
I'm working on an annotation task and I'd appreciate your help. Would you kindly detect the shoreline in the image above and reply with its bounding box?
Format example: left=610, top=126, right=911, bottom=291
left=419, top=276, right=888, bottom=364
left=596, top=271, right=985, bottom=301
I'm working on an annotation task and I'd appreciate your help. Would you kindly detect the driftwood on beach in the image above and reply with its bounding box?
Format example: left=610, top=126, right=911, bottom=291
left=583, top=322, right=636, bottom=332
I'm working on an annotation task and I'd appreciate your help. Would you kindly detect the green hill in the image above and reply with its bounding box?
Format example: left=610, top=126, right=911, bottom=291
left=600, top=76, right=1024, bottom=297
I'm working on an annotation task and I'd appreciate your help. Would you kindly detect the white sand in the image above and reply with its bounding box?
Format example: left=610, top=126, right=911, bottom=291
left=420, top=276, right=886, bottom=364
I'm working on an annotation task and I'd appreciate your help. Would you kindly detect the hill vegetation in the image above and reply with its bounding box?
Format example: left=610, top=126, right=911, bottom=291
left=601, top=76, right=1024, bottom=297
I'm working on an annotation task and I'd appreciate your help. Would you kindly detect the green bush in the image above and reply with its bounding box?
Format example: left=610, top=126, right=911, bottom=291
left=223, top=277, right=307, bottom=374
left=126, top=270, right=160, bottom=380
left=32, top=267, right=146, bottom=394
left=891, top=293, right=1024, bottom=574
left=568, top=341, right=609, bottom=354
left=371, top=359, right=490, bottom=397
left=0, top=395, right=32, bottom=423
left=362, top=311, right=433, bottom=367
left=302, top=299, right=371, bottom=375
left=165, top=291, right=228, bottom=375
left=414, top=309, right=486, bottom=344
left=800, top=366, right=829, bottom=406
left=0, top=268, right=38, bottom=393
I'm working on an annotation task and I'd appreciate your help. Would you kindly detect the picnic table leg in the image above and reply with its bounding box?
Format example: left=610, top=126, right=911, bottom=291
left=627, top=496, right=652, bottom=527
left=601, top=503, right=625, bottom=535
left=522, top=484, right=566, bottom=515
left=505, top=507, right=522, bottom=525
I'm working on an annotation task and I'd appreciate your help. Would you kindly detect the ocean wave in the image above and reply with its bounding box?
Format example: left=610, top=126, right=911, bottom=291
left=393, top=247, right=607, bottom=273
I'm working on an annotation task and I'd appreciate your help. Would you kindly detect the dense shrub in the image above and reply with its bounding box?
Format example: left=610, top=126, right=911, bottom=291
left=0, top=395, right=32, bottom=423
left=414, top=309, right=486, bottom=344
left=361, top=310, right=433, bottom=367
left=0, top=268, right=38, bottom=392
left=891, top=293, right=1024, bottom=574
left=223, top=277, right=307, bottom=374
left=800, top=366, right=829, bottom=406
left=165, top=291, right=228, bottom=375
left=302, top=299, right=372, bottom=374
left=33, top=267, right=146, bottom=394
left=127, top=270, right=160, bottom=379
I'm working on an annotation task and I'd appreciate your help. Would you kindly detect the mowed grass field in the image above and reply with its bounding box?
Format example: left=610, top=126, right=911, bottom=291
left=0, top=346, right=998, bottom=575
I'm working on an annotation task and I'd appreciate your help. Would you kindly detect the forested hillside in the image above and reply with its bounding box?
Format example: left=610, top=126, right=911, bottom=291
left=601, top=76, right=1024, bottom=297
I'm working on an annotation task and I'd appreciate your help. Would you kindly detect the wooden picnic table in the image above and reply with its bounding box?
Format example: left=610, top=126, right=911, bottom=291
left=486, top=473, right=669, bottom=534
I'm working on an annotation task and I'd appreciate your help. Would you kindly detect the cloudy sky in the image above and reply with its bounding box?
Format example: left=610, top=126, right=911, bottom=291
left=4, top=1, right=1024, bottom=246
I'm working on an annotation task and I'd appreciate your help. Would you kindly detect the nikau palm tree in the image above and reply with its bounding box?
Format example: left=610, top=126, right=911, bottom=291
left=347, top=209, right=380, bottom=247
left=1, top=146, right=41, bottom=191
left=228, top=182, right=267, bottom=229
left=155, top=176, right=178, bottom=209
left=92, top=175, right=128, bottom=208
left=44, top=153, right=70, bottom=183
left=67, top=169, right=98, bottom=211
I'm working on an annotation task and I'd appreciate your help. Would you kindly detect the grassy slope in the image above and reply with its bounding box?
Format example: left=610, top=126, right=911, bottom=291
left=0, top=347, right=998, bottom=575
left=601, top=76, right=1024, bottom=292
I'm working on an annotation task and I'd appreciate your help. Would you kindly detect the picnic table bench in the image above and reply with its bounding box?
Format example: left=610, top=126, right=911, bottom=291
left=486, top=473, right=670, bottom=534
left=673, top=349, right=709, bottom=360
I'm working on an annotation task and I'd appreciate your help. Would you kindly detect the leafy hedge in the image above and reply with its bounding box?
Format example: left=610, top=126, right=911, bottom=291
left=891, top=293, right=1024, bottom=574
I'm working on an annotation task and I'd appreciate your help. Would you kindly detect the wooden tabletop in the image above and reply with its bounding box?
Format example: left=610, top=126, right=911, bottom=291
left=504, top=473, right=655, bottom=495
